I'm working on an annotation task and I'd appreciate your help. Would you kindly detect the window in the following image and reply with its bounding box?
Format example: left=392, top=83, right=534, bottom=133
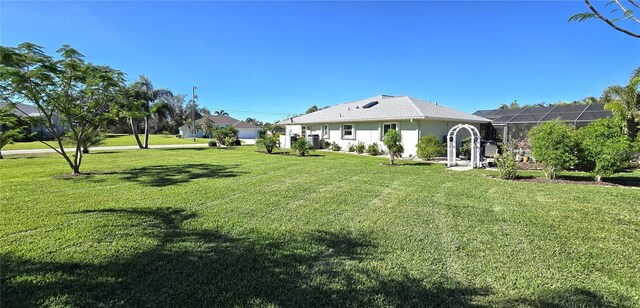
left=381, top=123, right=397, bottom=139
left=301, top=125, right=307, bottom=137
left=342, top=124, right=354, bottom=139
left=322, top=124, right=329, bottom=138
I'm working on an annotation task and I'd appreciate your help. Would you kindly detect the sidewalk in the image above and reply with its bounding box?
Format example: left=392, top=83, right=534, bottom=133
left=2, top=143, right=209, bottom=156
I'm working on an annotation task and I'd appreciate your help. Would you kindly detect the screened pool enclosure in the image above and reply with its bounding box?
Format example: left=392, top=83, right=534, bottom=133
left=474, top=104, right=613, bottom=142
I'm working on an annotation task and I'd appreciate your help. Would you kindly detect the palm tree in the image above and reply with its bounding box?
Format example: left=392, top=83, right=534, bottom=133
left=581, top=96, right=600, bottom=104
left=131, top=76, right=173, bottom=148
left=602, top=67, right=640, bottom=139
left=214, top=109, right=229, bottom=116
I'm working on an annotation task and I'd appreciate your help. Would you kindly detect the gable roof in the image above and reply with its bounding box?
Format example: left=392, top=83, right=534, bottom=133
left=0, top=102, right=42, bottom=117
left=278, top=95, right=490, bottom=125
left=180, top=115, right=261, bottom=130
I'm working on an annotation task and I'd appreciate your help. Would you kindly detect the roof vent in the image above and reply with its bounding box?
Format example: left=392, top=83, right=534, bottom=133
left=362, top=101, right=378, bottom=109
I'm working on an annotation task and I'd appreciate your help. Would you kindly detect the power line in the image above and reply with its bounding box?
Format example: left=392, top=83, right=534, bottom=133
left=222, top=109, right=290, bottom=116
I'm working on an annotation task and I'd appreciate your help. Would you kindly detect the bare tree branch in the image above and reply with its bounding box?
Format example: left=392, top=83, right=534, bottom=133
left=613, top=0, right=640, bottom=24
left=584, top=0, right=640, bottom=38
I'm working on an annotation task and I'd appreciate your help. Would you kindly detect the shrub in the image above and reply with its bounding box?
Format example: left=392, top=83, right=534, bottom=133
left=224, top=136, right=236, bottom=147
left=324, top=141, right=331, bottom=149
left=416, top=135, right=445, bottom=160
left=347, top=143, right=356, bottom=152
left=291, top=138, right=313, bottom=156
left=355, top=141, right=366, bottom=154
left=460, top=137, right=472, bottom=157
left=208, top=140, right=217, bottom=147
left=528, top=120, right=578, bottom=180
left=383, top=129, right=403, bottom=164
left=366, top=143, right=380, bottom=156
left=256, top=135, right=279, bottom=153
left=330, top=142, right=341, bottom=151
left=495, top=147, right=518, bottom=180
left=64, top=128, right=104, bottom=154
left=577, top=118, right=634, bottom=181
left=211, top=125, right=238, bottom=146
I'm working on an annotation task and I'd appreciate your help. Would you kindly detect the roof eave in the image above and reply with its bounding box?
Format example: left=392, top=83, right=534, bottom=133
left=283, top=116, right=491, bottom=125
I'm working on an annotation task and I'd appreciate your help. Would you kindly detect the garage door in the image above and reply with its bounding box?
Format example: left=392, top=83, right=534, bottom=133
left=238, top=129, right=259, bottom=139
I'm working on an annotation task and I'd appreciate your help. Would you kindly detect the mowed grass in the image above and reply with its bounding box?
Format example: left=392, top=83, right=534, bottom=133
left=1, top=147, right=639, bottom=307
left=3, top=134, right=208, bottom=150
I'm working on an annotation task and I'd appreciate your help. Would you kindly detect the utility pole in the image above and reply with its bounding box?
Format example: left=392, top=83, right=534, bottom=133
left=192, top=86, right=198, bottom=142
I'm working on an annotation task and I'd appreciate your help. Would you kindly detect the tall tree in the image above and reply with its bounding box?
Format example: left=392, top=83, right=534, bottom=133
left=130, top=76, right=173, bottom=148
left=306, top=105, right=319, bottom=114
left=0, top=43, right=124, bottom=174
left=0, top=103, right=25, bottom=159
left=214, top=109, right=229, bottom=116
left=602, top=66, right=640, bottom=139
left=160, top=94, right=186, bottom=134
left=245, top=117, right=263, bottom=126
left=119, top=85, right=145, bottom=148
left=570, top=0, right=640, bottom=38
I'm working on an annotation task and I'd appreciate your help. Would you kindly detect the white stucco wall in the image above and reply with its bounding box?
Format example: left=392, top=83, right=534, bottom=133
left=284, top=120, right=483, bottom=157
left=179, top=127, right=205, bottom=138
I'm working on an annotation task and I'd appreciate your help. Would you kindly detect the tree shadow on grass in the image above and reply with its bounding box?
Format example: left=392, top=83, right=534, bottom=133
left=397, top=161, right=442, bottom=167
left=556, top=173, right=640, bottom=187
left=602, top=175, right=640, bottom=187
left=1, top=207, right=491, bottom=307
left=88, top=151, right=121, bottom=155
left=502, top=288, right=633, bottom=308
left=160, top=147, right=206, bottom=151
left=119, top=163, right=244, bottom=187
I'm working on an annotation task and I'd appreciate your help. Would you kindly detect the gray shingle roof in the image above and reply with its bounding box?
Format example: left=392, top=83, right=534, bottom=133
left=0, top=102, right=42, bottom=117
left=278, top=95, right=490, bottom=125
left=180, top=115, right=261, bottom=130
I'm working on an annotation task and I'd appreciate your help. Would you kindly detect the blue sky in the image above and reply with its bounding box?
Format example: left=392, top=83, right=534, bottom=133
left=2, top=1, right=638, bottom=122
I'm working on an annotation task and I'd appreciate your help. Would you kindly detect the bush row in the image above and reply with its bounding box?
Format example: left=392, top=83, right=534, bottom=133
left=526, top=118, right=638, bottom=181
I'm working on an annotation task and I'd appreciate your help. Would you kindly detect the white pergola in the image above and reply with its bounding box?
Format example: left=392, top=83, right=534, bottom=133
left=447, top=124, right=481, bottom=168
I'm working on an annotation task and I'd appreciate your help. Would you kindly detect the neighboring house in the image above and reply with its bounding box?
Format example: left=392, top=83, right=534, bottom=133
left=474, top=103, right=613, bottom=142
left=277, top=95, right=491, bottom=157
left=0, top=102, right=64, bottom=140
left=179, top=115, right=261, bottom=139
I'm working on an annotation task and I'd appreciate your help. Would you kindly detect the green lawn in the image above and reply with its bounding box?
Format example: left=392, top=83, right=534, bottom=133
left=1, top=147, right=639, bottom=307
left=3, top=134, right=208, bottom=150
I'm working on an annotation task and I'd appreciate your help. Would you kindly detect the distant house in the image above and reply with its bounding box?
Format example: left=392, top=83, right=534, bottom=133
left=277, top=95, right=490, bottom=157
left=0, top=102, right=64, bottom=140
left=179, top=115, right=261, bottom=139
left=474, top=103, right=613, bottom=142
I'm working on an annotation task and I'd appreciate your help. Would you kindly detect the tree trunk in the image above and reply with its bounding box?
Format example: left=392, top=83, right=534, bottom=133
left=143, top=116, right=150, bottom=148
left=130, top=118, right=144, bottom=149
left=72, top=143, right=83, bottom=175
left=596, top=174, right=602, bottom=182
left=82, top=147, right=89, bottom=154
left=390, top=154, right=395, bottom=165
left=0, top=150, right=3, bottom=159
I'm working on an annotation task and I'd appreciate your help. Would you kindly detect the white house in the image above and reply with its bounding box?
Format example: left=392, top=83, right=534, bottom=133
left=277, top=95, right=491, bottom=157
left=179, top=115, right=261, bottom=140
left=0, top=102, right=65, bottom=140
